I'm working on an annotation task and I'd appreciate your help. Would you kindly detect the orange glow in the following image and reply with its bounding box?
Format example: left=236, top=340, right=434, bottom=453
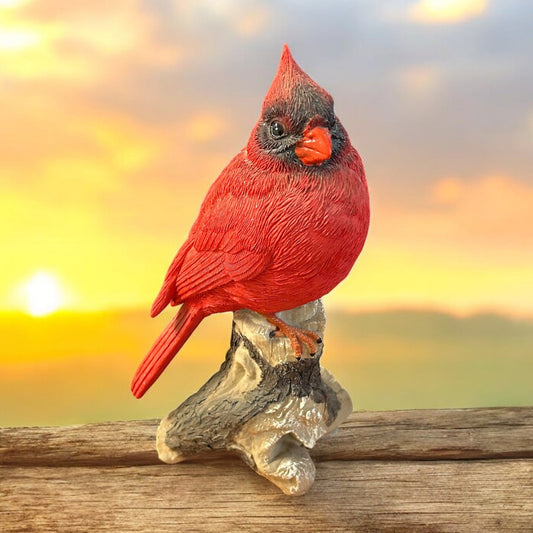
left=0, top=1, right=531, bottom=320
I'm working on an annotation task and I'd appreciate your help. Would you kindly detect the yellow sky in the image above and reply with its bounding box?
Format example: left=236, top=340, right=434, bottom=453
left=1, top=0, right=532, bottom=318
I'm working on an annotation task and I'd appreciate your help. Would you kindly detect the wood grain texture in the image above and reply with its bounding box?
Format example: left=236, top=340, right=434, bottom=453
left=3, top=459, right=533, bottom=533
left=2, top=408, right=533, bottom=467
left=2, top=408, right=533, bottom=532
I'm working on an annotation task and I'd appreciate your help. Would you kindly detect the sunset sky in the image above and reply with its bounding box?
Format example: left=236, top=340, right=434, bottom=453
left=1, top=0, right=532, bottom=318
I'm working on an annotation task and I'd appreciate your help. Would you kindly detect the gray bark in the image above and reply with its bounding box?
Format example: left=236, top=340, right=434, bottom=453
left=156, top=300, right=352, bottom=495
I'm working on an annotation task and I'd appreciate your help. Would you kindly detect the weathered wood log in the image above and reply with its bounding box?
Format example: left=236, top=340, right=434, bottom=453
left=1, top=408, right=533, bottom=532
left=2, top=459, right=533, bottom=533
left=2, top=408, right=533, bottom=467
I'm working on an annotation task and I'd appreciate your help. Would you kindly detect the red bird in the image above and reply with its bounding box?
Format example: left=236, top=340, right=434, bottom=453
left=131, top=45, right=370, bottom=398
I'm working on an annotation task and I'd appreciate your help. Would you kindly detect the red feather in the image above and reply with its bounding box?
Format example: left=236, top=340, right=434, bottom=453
left=132, top=45, right=370, bottom=398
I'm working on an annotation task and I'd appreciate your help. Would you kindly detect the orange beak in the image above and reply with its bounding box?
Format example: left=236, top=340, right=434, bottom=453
left=295, top=125, right=332, bottom=166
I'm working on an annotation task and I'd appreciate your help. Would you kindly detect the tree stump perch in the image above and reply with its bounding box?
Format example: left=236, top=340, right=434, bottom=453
left=157, top=300, right=352, bottom=495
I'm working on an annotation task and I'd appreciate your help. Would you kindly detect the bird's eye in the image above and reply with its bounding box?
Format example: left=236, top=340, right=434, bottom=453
left=269, top=121, right=286, bottom=139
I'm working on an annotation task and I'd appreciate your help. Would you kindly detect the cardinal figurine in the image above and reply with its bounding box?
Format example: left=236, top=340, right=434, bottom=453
left=131, top=45, right=370, bottom=398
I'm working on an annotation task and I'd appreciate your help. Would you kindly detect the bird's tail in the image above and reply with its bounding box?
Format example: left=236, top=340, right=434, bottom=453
left=131, top=303, right=203, bottom=398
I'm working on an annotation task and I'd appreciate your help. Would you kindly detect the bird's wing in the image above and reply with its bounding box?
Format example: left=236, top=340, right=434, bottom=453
left=151, top=235, right=269, bottom=317
left=151, top=158, right=273, bottom=317
left=174, top=245, right=269, bottom=302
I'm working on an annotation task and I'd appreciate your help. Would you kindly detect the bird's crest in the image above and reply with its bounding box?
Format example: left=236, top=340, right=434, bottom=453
left=262, top=44, right=333, bottom=112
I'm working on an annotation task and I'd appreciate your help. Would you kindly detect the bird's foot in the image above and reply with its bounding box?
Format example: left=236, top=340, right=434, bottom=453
left=264, top=313, right=322, bottom=359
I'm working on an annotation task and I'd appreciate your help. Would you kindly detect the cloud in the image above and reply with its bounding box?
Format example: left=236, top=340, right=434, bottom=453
left=172, top=0, right=272, bottom=38
left=429, top=175, right=533, bottom=246
left=409, top=0, right=487, bottom=24
left=338, top=174, right=533, bottom=315
left=186, top=113, right=226, bottom=143
left=234, top=4, right=271, bottom=37
left=396, top=64, right=441, bottom=93
left=374, top=175, right=533, bottom=250
left=0, top=0, right=181, bottom=84
left=0, top=86, right=161, bottom=182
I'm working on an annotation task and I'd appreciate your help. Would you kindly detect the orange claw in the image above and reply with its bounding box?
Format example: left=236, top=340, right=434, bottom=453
left=264, top=313, right=322, bottom=359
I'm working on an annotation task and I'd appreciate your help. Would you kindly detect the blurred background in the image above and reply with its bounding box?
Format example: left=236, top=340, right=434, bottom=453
left=1, top=0, right=532, bottom=426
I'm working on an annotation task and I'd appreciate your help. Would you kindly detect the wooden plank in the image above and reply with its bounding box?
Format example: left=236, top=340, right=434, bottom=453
left=2, top=408, right=533, bottom=532
left=2, top=407, right=533, bottom=467
left=2, top=459, right=532, bottom=532
left=0, top=419, right=159, bottom=467
left=314, top=407, right=533, bottom=461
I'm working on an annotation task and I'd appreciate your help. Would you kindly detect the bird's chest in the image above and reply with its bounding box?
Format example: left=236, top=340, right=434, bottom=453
left=267, top=177, right=366, bottom=269
left=225, top=172, right=369, bottom=311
